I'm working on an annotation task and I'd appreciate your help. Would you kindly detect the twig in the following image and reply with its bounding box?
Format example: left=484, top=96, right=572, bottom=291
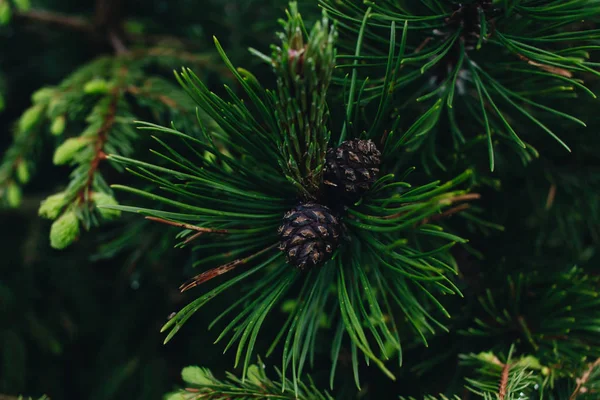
left=14, top=8, right=199, bottom=51
left=419, top=193, right=482, bottom=225
left=179, top=244, right=278, bottom=292
left=498, top=362, right=510, bottom=400
left=570, top=358, right=600, bottom=400
left=419, top=203, right=471, bottom=225
left=516, top=53, right=573, bottom=78
left=545, top=183, right=557, bottom=210
left=109, top=30, right=128, bottom=55
left=13, top=9, right=92, bottom=32
left=78, top=90, right=119, bottom=203
left=145, top=216, right=229, bottom=235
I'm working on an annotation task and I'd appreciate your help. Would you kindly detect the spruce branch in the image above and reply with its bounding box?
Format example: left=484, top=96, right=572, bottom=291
left=0, top=103, right=46, bottom=208
left=1, top=48, right=211, bottom=248
left=460, top=346, right=544, bottom=400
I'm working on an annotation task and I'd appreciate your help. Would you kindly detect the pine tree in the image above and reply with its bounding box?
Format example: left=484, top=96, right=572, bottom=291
left=1, top=1, right=600, bottom=399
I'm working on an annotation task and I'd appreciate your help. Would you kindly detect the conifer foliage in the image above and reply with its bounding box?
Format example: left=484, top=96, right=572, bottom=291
left=2, top=0, right=600, bottom=399
left=108, top=4, right=474, bottom=389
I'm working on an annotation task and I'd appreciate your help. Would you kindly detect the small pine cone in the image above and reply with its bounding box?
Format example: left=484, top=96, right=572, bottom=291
left=324, top=139, right=381, bottom=202
left=278, top=203, right=341, bottom=270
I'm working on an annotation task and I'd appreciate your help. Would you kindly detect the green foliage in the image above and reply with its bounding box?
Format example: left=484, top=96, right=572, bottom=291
left=0, top=0, right=11, bottom=26
left=251, top=3, right=337, bottom=196
left=465, top=266, right=600, bottom=377
left=2, top=0, right=600, bottom=399
left=0, top=47, right=213, bottom=248
left=165, top=361, right=332, bottom=400
left=107, top=5, right=474, bottom=392
left=460, top=347, right=543, bottom=400
left=49, top=210, right=80, bottom=249
left=320, top=0, right=599, bottom=171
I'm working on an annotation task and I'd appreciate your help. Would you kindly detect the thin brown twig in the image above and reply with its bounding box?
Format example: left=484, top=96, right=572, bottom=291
left=145, top=216, right=229, bottom=235
left=545, top=183, right=557, bottom=210
left=78, top=90, right=119, bottom=204
left=498, top=362, right=510, bottom=400
left=516, top=53, right=573, bottom=78
left=570, top=358, right=600, bottom=400
left=109, top=30, right=128, bottom=55
left=179, top=244, right=278, bottom=292
left=420, top=203, right=471, bottom=225
left=13, top=9, right=92, bottom=32
left=382, top=193, right=481, bottom=222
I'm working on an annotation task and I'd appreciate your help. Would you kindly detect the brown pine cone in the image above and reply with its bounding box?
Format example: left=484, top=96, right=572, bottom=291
left=278, top=202, right=341, bottom=270
left=324, top=139, right=381, bottom=203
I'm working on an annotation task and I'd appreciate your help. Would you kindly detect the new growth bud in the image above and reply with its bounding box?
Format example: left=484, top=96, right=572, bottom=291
left=50, top=211, right=80, bottom=249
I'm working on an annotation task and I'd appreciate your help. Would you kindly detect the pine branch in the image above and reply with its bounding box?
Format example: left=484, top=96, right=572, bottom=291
left=106, top=7, right=474, bottom=387
left=320, top=0, right=600, bottom=170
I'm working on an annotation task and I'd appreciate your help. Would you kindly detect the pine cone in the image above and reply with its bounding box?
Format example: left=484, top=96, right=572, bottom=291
left=324, top=139, right=381, bottom=202
left=278, top=203, right=341, bottom=270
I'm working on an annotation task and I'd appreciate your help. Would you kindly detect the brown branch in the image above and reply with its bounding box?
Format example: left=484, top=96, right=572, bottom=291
left=545, top=183, right=557, bottom=210
left=145, top=216, right=229, bottom=235
left=420, top=193, right=482, bottom=225
left=179, top=244, right=278, bottom=292
left=78, top=90, right=119, bottom=203
left=14, top=8, right=199, bottom=54
left=498, top=362, right=510, bottom=400
left=442, top=193, right=482, bottom=203
left=13, top=9, right=92, bottom=32
left=516, top=53, right=573, bottom=78
left=380, top=193, right=481, bottom=222
left=419, top=203, right=471, bottom=225
left=109, top=30, right=128, bottom=55
left=570, top=358, right=600, bottom=400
